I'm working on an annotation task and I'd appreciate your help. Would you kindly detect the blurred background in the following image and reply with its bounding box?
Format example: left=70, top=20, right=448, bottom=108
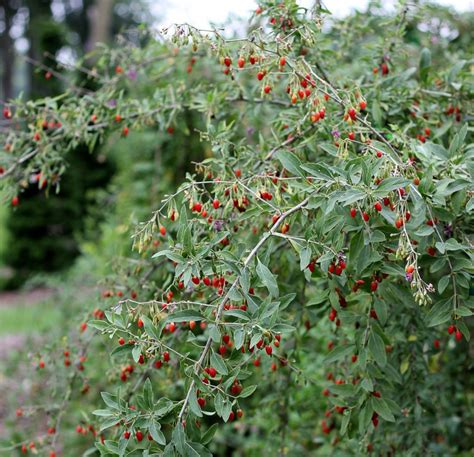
left=0, top=0, right=472, bottom=453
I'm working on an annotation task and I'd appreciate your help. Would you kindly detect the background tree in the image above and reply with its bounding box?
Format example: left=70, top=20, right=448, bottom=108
left=0, top=1, right=472, bottom=456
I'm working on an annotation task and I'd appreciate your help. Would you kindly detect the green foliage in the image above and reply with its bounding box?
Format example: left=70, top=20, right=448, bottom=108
left=0, top=1, right=473, bottom=457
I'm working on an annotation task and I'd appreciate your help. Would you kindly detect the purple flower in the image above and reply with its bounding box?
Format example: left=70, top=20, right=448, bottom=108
left=214, top=220, right=224, bottom=231
left=443, top=223, right=453, bottom=238
left=405, top=273, right=413, bottom=282
left=331, top=129, right=340, bottom=138
left=127, top=69, right=137, bottom=81
left=107, top=99, right=117, bottom=108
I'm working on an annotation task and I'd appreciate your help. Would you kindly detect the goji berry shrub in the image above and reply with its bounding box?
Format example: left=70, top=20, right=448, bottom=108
left=1, top=1, right=473, bottom=456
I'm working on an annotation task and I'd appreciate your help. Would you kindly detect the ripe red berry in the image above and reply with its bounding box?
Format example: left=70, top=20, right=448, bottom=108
left=376, top=150, right=383, bottom=158
left=425, top=127, right=431, bottom=137
left=197, top=397, right=206, bottom=408
left=159, top=225, right=166, bottom=236
left=280, top=56, right=286, bottom=66
left=257, top=71, right=264, bottom=81
left=118, top=337, right=125, bottom=345
left=213, top=199, right=220, bottom=209
left=359, top=100, right=367, bottom=110
left=237, top=57, right=245, bottom=68
left=405, top=265, right=415, bottom=274
left=265, top=345, right=273, bottom=356
left=447, top=325, right=455, bottom=335
left=374, top=202, right=382, bottom=212
left=137, top=318, right=144, bottom=328
left=163, top=351, right=170, bottom=362
left=11, top=196, right=19, bottom=207
left=123, top=430, right=130, bottom=439
left=348, top=132, right=355, bottom=141
left=122, top=126, right=129, bottom=137
left=224, top=56, right=232, bottom=67
left=264, top=85, right=271, bottom=94
left=455, top=330, right=462, bottom=341
left=350, top=207, right=357, bottom=218
left=192, top=276, right=200, bottom=285
left=351, top=354, right=358, bottom=363
left=370, top=281, right=378, bottom=292
left=328, top=263, right=335, bottom=274
left=362, top=212, right=370, bottom=222
left=136, top=430, right=143, bottom=442
left=433, top=339, right=440, bottom=349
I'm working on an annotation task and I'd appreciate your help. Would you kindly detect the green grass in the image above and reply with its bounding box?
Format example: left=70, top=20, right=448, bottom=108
left=0, top=200, right=8, bottom=263
left=0, top=301, right=61, bottom=336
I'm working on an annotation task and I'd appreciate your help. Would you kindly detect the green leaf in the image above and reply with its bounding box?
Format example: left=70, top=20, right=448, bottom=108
left=100, top=392, right=119, bottom=410
left=188, top=389, right=203, bottom=418
left=324, top=344, right=355, bottom=364
left=275, top=150, right=304, bottom=177
left=93, top=409, right=115, bottom=417
left=88, top=320, right=110, bottom=331
left=149, top=420, right=166, bottom=445
left=340, top=409, right=351, bottom=436
left=426, top=298, right=452, bottom=327
left=256, top=258, right=279, bottom=297
left=372, top=100, right=383, bottom=126
left=172, top=423, right=186, bottom=454
left=299, top=246, right=312, bottom=271
left=438, top=276, right=450, bottom=294
left=372, top=177, right=410, bottom=196
left=419, top=47, right=431, bottom=82
left=141, top=315, right=162, bottom=340
left=448, top=123, right=467, bottom=157
left=329, top=384, right=356, bottom=397
left=210, top=352, right=228, bottom=375
left=371, top=397, right=395, bottom=422
left=201, top=424, right=218, bottom=445
left=238, top=385, right=257, bottom=398
left=368, top=331, right=387, bottom=367
left=143, top=378, right=154, bottom=408
left=167, top=309, right=204, bottom=323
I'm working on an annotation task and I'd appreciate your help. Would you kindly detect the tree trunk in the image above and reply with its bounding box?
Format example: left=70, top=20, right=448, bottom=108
left=0, top=0, right=14, bottom=102
left=86, top=0, right=115, bottom=53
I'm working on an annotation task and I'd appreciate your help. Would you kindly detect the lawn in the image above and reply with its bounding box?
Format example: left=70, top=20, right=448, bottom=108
left=0, top=296, right=61, bottom=336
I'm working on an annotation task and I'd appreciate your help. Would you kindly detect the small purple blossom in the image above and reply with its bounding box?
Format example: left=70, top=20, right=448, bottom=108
left=247, top=127, right=255, bottom=136
left=107, top=99, right=117, bottom=108
left=331, top=129, right=340, bottom=138
left=443, top=223, right=453, bottom=238
left=405, top=273, right=413, bottom=282
left=127, top=69, right=137, bottom=81
left=214, top=220, right=224, bottom=231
